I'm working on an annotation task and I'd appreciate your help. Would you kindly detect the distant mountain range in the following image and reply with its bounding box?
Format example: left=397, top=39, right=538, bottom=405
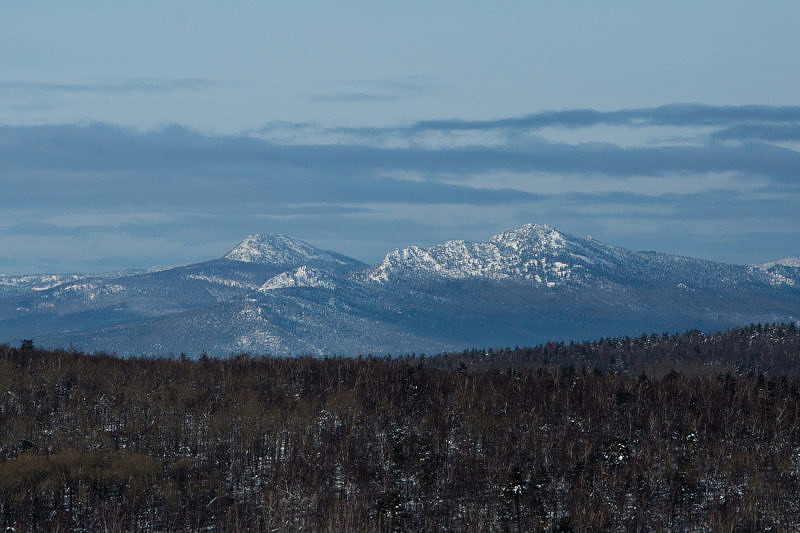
left=1, top=224, right=799, bottom=356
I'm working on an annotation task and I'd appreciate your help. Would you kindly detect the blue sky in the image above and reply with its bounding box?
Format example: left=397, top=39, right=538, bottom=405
left=1, top=2, right=799, bottom=272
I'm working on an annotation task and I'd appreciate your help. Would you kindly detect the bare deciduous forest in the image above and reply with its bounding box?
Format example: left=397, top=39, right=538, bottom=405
left=2, top=323, right=800, bottom=531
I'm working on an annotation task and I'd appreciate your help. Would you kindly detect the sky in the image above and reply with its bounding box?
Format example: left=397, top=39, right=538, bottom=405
left=1, top=2, right=800, bottom=273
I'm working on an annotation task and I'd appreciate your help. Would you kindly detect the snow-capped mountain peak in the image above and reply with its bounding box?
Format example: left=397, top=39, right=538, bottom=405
left=489, top=223, right=566, bottom=250
left=760, top=257, right=800, bottom=269
left=754, top=257, right=800, bottom=287
left=224, top=234, right=318, bottom=264
left=365, top=223, right=592, bottom=285
left=223, top=233, right=363, bottom=272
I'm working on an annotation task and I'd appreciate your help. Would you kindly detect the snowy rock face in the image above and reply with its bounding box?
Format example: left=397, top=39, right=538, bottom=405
left=223, top=234, right=368, bottom=278
left=365, top=223, right=618, bottom=286
left=224, top=234, right=345, bottom=265
left=259, top=266, right=336, bottom=291
left=363, top=222, right=798, bottom=291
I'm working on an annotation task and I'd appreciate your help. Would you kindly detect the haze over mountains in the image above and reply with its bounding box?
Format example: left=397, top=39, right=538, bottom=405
left=1, top=224, right=798, bottom=356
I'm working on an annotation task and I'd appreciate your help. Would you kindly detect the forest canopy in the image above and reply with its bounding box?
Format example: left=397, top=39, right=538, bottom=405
left=1, top=323, right=800, bottom=531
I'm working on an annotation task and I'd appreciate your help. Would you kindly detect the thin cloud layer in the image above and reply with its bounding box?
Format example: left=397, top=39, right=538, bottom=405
left=712, top=124, right=800, bottom=142
left=0, top=78, right=220, bottom=95
left=411, top=104, right=800, bottom=132
left=309, top=77, right=431, bottom=104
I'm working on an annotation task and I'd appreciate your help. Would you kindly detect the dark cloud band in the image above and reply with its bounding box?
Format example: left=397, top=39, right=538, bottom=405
left=411, top=104, right=800, bottom=132
left=2, top=120, right=799, bottom=191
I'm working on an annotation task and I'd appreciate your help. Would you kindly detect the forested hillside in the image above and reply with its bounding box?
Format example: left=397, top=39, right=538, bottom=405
left=434, top=322, right=800, bottom=376
left=1, top=323, right=800, bottom=531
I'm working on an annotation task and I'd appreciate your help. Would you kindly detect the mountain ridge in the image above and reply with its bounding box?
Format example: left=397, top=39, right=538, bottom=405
left=1, top=223, right=798, bottom=356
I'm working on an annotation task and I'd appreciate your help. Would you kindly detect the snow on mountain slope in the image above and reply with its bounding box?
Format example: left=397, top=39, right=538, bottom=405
left=0, top=265, right=175, bottom=297
left=760, top=257, right=800, bottom=269
left=362, top=223, right=794, bottom=292
left=184, top=274, right=259, bottom=290
left=0, top=274, right=86, bottom=294
left=259, top=266, right=337, bottom=291
left=365, top=223, right=623, bottom=285
left=754, top=257, right=800, bottom=287
left=3, top=223, right=799, bottom=356
left=224, top=234, right=362, bottom=271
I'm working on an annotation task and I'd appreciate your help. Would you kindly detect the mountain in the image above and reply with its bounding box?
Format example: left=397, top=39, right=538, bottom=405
left=224, top=234, right=362, bottom=274
left=1, top=225, right=798, bottom=356
left=365, top=223, right=797, bottom=292
left=0, top=266, right=173, bottom=298
left=755, top=257, right=800, bottom=287
left=259, top=266, right=338, bottom=291
left=365, top=224, right=588, bottom=284
left=760, top=257, right=800, bottom=269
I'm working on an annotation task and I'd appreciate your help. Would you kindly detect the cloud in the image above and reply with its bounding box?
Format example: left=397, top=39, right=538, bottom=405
left=409, top=103, right=800, bottom=133
left=712, top=124, right=800, bottom=142
left=309, top=77, right=430, bottom=104
left=0, top=78, right=220, bottom=95
left=256, top=102, right=800, bottom=153
left=309, top=92, right=402, bottom=102
left=3, top=122, right=799, bottom=192
left=0, top=124, right=548, bottom=209
left=2, top=103, right=800, bottom=271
